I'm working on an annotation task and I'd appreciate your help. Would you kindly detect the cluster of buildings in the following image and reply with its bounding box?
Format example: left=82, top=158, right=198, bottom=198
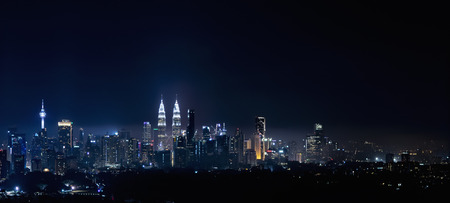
left=1, top=97, right=448, bottom=179
left=0, top=97, right=291, bottom=178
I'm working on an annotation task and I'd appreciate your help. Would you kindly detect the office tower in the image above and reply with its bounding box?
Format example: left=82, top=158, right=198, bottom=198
left=58, top=120, right=73, bottom=156
left=157, top=95, right=170, bottom=151
left=143, top=122, right=152, bottom=143
left=250, top=132, right=262, bottom=160
left=305, top=123, right=326, bottom=163
left=172, top=96, right=181, bottom=138
left=186, top=109, right=195, bottom=144
left=127, top=137, right=139, bottom=166
left=234, top=128, right=245, bottom=165
left=255, top=116, right=266, bottom=160
left=255, top=117, right=266, bottom=137
left=8, top=128, right=26, bottom=174
left=141, top=122, right=152, bottom=165
left=197, top=126, right=213, bottom=169
left=30, top=133, right=43, bottom=169
left=186, top=109, right=196, bottom=167
left=102, top=134, right=120, bottom=167
left=173, top=132, right=187, bottom=168
left=215, top=123, right=229, bottom=168
left=78, top=128, right=84, bottom=151
left=117, top=133, right=130, bottom=167
left=39, top=99, right=46, bottom=130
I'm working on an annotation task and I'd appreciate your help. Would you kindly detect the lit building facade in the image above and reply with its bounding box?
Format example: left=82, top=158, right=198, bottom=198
left=172, top=97, right=181, bottom=138
left=58, top=119, right=73, bottom=157
left=157, top=95, right=171, bottom=151
left=255, top=116, right=266, bottom=160
left=143, top=122, right=152, bottom=143
left=142, top=122, right=152, bottom=165
left=305, top=123, right=326, bottom=163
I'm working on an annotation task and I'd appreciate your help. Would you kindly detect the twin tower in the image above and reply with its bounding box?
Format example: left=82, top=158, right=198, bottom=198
left=151, top=95, right=181, bottom=151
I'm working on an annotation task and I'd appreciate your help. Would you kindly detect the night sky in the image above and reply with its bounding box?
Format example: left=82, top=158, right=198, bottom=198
left=0, top=1, right=448, bottom=144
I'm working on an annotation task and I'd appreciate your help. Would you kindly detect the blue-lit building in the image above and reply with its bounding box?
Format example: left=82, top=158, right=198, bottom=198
left=8, top=128, right=27, bottom=174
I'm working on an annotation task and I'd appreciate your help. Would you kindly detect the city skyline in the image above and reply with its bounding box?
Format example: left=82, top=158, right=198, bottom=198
left=0, top=1, right=449, bottom=201
left=0, top=96, right=447, bottom=152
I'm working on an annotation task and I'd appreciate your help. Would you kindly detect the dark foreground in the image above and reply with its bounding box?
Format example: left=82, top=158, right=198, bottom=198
left=1, top=163, right=449, bottom=202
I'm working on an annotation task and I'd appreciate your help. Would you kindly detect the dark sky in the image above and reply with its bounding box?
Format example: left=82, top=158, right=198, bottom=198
left=0, top=1, right=448, bottom=144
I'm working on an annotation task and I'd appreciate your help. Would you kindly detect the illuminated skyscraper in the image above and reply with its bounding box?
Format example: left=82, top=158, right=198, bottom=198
left=143, top=122, right=152, bottom=143
left=58, top=119, right=73, bottom=156
left=229, top=128, right=244, bottom=168
left=255, top=116, right=266, bottom=160
left=8, top=128, right=26, bottom=174
left=39, top=99, right=46, bottom=129
left=142, top=122, right=152, bottom=164
left=172, top=96, right=181, bottom=138
left=32, top=100, right=48, bottom=168
left=157, top=95, right=170, bottom=151
left=172, top=96, right=186, bottom=167
left=305, top=123, right=325, bottom=163
left=255, top=116, right=266, bottom=137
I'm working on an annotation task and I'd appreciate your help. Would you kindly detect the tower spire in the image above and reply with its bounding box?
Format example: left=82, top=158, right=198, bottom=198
left=157, top=95, right=168, bottom=151
left=172, top=95, right=181, bottom=135
left=39, top=99, right=46, bottom=129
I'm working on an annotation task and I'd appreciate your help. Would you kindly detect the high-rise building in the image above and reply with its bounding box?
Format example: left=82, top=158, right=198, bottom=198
left=186, top=109, right=195, bottom=144
left=173, top=132, right=187, bottom=168
left=78, top=128, right=84, bottom=150
left=101, top=134, right=120, bottom=168
left=8, top=128, right=26, bottom=174
left=58, top=119, right=73, bottom=156
left=305, top=123, right=326, bottom=163
left=255, top=116, right=266, bottom=160
left=255, top=116, right=266, bottom=137
left=172, top=96, right=181, bottom=138
left=157, top=95, right=170, bottom=151
left=250, top=132, right=262, bottom=160
left=186, top=109, right=196, bottom=167
left=215, top=123, right=230, bottom=169
left=143, top=122, right=152, bottom=143
left=142, top=122, right=152, bottom=165
left=233, top=128, right=245, bottom=165
left=127, top=137, right=139, bottom=167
